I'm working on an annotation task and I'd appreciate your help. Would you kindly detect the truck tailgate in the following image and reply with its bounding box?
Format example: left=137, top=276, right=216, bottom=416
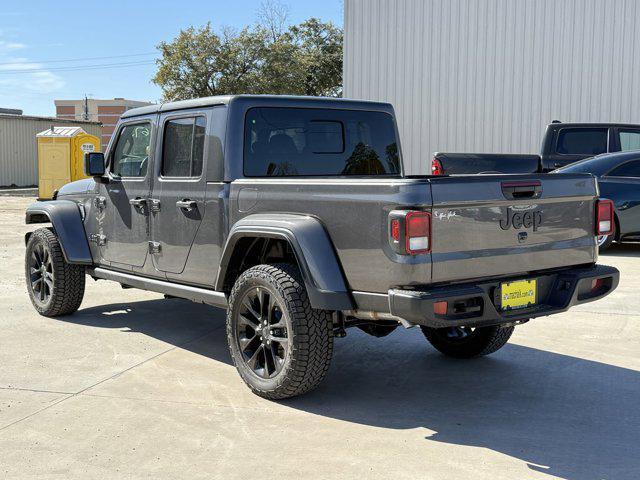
left=429, top=173, right=597, bottom=283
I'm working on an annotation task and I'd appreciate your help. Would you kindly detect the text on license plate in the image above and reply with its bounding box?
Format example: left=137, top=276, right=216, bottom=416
left=501, top=279, right=537, bottom=310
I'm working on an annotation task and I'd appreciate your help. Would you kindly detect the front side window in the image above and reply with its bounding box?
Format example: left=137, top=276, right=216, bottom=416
left=607, top=159, right=640, bottom=177
left=556, top=128, right=608, bottom=155
left=162, top=117, right=206, bottom=177
left=112, top=123, right=151, bottom=177
left=244, top=107, right=400, bottom=177
left=619, top=130, right=640, bottom=151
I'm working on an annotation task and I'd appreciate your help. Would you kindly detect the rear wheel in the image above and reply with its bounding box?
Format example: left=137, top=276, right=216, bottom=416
left=420, top=324, right=514, bottom=358
left=25, top=227, right=85, bottom=317
left=226, top=264, right=334, bottom=399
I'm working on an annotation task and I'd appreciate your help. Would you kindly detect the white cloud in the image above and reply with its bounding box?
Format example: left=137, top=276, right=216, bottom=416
left=0, top=32, right=64, bottom=111
left=0, top=35, right=65, bottom=95
left=0, top=40, right=25, bottom=53
left=0, top=61, right=65, bottom=93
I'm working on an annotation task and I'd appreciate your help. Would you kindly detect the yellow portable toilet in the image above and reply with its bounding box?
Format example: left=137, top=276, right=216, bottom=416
left=36, top=126, right=101, bottom=199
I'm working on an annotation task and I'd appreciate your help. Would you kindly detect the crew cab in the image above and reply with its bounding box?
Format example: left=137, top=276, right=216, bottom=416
left=24, top=96, right=619, bottom=399
left=432, top=122, right=640, bottom=175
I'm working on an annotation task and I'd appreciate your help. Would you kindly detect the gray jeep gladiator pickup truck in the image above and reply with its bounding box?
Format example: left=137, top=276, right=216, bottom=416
left=24, top=95, right=619, bottom=399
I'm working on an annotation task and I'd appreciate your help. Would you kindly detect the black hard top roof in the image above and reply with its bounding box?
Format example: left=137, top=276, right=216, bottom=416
left=121, top=94, right=393, bottom=119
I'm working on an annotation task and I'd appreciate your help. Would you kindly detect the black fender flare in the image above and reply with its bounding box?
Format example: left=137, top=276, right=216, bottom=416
left=216, top=214, right=354, bottom=311
left=25, top=201, right=93, bottom=265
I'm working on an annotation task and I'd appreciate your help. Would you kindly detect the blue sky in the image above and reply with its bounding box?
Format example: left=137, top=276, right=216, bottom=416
left=0, top=0, right=343, bottom=116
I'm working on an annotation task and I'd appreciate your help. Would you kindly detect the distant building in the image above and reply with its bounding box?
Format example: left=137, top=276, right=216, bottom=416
left=0, top=108, right=23, bottom=115
left=0, top=114, right=100, bottom=187
left=55, top=98, right=153, bottom=150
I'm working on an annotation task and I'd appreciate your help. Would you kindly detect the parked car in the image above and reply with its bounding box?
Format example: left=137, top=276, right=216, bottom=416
left=24, top=95, right=619, bottom=399
left=553, top=150, right=640, bottom=250
left=432, top=122, right=640, bottom=175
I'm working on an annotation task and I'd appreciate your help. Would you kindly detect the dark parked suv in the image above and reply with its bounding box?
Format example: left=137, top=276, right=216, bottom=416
left=25, top=95, right=619, bottom=399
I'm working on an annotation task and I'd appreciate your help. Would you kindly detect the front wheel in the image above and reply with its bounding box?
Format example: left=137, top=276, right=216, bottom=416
left=25, top=227, right=85, bottom=317
left=420, top=324, right=514, bottom=358
left=226, top=264, right=334, bottom=399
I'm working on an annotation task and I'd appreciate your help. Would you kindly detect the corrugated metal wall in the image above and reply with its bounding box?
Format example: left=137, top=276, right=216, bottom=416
left=0, top=116, right=101, bottom=187
left=344, top=0, right=640, bottom=175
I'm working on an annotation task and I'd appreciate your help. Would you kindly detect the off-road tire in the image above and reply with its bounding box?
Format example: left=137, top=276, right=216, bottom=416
left=226, top=263, right=334, bottom=399
left=420, top=325, right=514, bottom=358
left=25, top=227, right=85, bottom=317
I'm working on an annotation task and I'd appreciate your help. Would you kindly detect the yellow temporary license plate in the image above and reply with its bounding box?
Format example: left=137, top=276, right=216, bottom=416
left=500, top=279, right=537, bottom=310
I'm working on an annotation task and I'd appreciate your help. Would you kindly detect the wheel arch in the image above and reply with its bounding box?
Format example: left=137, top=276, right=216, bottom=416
left=25, top=201, right=93, bottom=265
left=216, top=214, right=354, bottom=311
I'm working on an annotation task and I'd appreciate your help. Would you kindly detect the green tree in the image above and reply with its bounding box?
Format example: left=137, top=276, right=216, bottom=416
left=152, top=11, right=343, bottom=100
left=290, top=18, right=343, bottom=97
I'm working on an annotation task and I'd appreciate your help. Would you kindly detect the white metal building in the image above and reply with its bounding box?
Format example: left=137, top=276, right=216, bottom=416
left=344, top=0, right=640, bottom=174
left=0, top=114, right=101, bottom=187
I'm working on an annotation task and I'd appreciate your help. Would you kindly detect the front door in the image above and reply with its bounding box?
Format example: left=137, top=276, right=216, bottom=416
left=150, top=112, right=207, bottom=274
left=98, top=118, right=155, bottom=268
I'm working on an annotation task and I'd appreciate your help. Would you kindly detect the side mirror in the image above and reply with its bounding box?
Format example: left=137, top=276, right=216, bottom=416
left=84, top=152, right=106, bottom=177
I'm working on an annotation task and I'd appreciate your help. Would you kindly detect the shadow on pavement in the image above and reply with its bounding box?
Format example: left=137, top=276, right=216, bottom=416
left=600, top=242, right=640, bottom=257
left=60, top=298, right=639, bottom=480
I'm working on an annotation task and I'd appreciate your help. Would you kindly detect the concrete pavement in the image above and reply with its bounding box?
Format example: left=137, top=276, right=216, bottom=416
left=1, top=196, right=639, bottom=479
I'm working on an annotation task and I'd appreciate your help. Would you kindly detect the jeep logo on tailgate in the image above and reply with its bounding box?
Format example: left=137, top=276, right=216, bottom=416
left=499, top=207, right=542, bottom=231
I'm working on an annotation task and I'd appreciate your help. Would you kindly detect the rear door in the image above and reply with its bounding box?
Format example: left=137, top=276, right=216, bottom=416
left=150, top=111, right=208, bottom=274
left=429, top=174, right=597, bottom=283
left=99, top=117, right=155, bottom=268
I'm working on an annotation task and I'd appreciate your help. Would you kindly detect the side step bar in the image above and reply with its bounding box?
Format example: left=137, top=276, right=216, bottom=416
left=89, top=267, right=228, bottom=309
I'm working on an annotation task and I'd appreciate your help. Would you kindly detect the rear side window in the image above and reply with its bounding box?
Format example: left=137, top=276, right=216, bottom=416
left=111, top=123, right=151, bottom=177
left=607, top=160, right=640, bottom=177
left=162, top=117, right=206, bottom=177
left=619, top=130, right=640, bottom=151
left=243, top=107, right=400, bottom=177
left=556, top=128, right=608, bottom=155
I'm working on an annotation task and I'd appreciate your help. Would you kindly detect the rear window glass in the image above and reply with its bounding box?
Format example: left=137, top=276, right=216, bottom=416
left=619, top=130, right=640, bottom=151
left=607, top=160, right=640, bottom=177
left=556, top=128, right=608, bottom=155
left=162, top=117, right=206, bottom=177
left=243, top=107, right=400, bottom=177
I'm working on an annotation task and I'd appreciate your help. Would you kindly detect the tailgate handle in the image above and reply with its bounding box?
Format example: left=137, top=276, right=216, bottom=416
left=501, top=180, right=542, bottom=200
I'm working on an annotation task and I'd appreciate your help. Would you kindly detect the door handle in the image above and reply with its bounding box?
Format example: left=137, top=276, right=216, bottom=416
left=176, top=199, right=197, bottom=211
left=554, top=163, right=562, bottom=168
left=129, top=197, right=146, bottom=207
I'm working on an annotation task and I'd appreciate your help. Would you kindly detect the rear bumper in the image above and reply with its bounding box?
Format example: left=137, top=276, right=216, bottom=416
left=387, top=264, right=619, bottom=328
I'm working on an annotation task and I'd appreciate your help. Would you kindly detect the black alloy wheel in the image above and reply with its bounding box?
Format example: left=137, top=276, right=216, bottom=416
left=28, top=241, right=54, bottom=306
left=235, top=286, right=290, bottom=379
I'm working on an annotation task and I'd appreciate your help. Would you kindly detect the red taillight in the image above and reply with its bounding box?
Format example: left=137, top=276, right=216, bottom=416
left=596, top=199, right=614, bottom=235
left=431, top=157, right=443, bottom=175
left=591, top=278, right=605, bottom=292
left=433, top=301, right=447, bottom=315
left=390, top=219, right=400, bottom=242
left=405, top=211, right=431, bottom=254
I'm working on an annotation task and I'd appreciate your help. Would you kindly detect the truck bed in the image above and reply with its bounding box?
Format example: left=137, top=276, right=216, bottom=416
left=433, top=152, right=541, bottom=175
left=231, top=173, right=598, bottom=293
